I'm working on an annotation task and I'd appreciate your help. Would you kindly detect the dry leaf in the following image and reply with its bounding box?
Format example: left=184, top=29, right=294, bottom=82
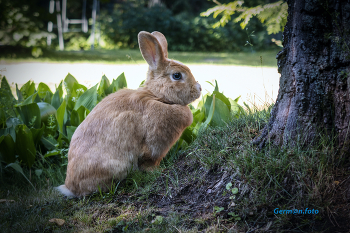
left=334, top=181, right=340, bottom=185
left=49, top=218, right=65, bottom=226
left=0, top=199, right=15, bottom=203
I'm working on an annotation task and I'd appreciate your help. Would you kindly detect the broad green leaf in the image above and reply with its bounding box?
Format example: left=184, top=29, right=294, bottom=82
left=16, top=84, right=23, bottom=102
left=37, top=82, right=53, bottom=99
left=15, top=124, right=36, bottom=168
left=57, top=99, right=67, bottom=134
left=37, top=102, right=57, bottom=123
left=30, top=124, right=45, bottom=146
left=41, top=136, right=57, bottom=150
left=64, top=73, right=78, bottom=96
left=204, top=95, right=214, bottom=118
left=68, top=82, right=88, bottom=111
left=0, top=77, right=16, bottom=107
left=212, top=91, right=231, bottom=111
left=211, top=97, right=230, bottom=127
left=5, top=163, right=36, bottom=190
left=1, top=77, right=13, bottom=95
left=64, top=73, right=79, bottom=111
left=43, top=91, right=53, bottom=104
left=15, top=93, right=40, bottom=106
left=51, top=89, right=61, bottom=110
left=72, top=82, right=87, bottom=98
left=0, top=126, right=16, bottom=142
left=71, top=106, right=88, bottom=126
left=66, top=126, right=77, bottom=141
left=105, top=72, right=127, bottom=95
left=74, top=83, right=98, bottom=111
left=16, top=102, right=41, bottom=129
left=200, top=94, right=216, bottom=130
left=181, top=127, right=196, bottom=144
left=44, top=150, right=61, bottom=158
left=0, top=134, right=16, bottom=163
left=229, top=98, right=242, bottom=117
left=57, top=81, right=64, bottom=100
left=98, top=75, right=111, bottom=97
left=20, top=80, right=35, bottom=100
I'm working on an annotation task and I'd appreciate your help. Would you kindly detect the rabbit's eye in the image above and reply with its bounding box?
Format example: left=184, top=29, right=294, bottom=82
left=172, top=73, right=182, bottom=80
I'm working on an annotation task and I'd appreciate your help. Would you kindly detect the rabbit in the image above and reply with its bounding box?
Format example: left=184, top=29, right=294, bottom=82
left=57, top=31, right=202, bottom=197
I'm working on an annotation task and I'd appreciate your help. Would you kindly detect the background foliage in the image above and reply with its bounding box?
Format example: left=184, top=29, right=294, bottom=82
left=0, top=0, right=283, bottom=53
left=0, top=75, right=242, bottom=181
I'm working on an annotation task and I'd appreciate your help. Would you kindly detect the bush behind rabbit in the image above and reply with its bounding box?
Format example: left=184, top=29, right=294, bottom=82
left=57, top=31, right=201, bottom=197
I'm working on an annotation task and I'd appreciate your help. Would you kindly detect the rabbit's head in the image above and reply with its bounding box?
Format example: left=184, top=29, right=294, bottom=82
left=138, top=31, right=201, bottom=106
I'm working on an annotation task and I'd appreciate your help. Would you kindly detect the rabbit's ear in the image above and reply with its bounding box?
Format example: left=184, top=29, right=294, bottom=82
left=151, top=31, right=168, bottom=58
left=138, top=31, right=166, bottom=70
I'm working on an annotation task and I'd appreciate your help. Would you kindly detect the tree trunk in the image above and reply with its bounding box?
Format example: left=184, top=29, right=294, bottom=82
left=253, top=0, right=350, bottom=150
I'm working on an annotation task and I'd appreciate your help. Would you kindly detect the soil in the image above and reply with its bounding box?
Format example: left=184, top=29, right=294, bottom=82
left=108, top=154, right=350, bottom=232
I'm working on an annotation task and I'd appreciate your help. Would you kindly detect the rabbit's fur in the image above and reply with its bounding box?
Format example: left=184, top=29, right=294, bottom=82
left=57, top=31, right=201, bottom=197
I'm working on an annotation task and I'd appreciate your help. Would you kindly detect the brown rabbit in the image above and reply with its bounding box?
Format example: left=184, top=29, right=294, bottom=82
left=57, top=31, right=201, bottom=197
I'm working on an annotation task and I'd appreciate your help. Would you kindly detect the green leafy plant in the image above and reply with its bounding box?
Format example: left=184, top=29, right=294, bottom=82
left=179, top=80, right=243, bottom=148
left=0, top=73, right=127, bottom=178
left=0, top=74, right=243, bottom=187
left=226, top=182, right=239, bottom=200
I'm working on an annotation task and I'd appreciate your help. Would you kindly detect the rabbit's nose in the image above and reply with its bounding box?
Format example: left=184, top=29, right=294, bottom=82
left=196, top=82, right=202, bottom=92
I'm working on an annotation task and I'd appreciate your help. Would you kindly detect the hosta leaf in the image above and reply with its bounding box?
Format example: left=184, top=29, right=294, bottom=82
left=71, top=106, right=88, bottom=126
left=16, top=84, right=23, bottom=102
left=181, top=127, right=196, bottom=144
left=41, top=136, right=57, bottom=150
left=74, top=83, right=98, bottom=111
left=37, top=82, right=53, bottom=99
left=212, top=91, right=231, bottom=111
left=0, top=126, right=16, bottom=142
left=16, top=102, right=41, bottom=129
left=15, top=93, right=40, bottom=106
left=211, top=97, right=230, bottom=127
left=64, top=73, right=79, bottom=111
left=37, top=102, right=57, bottom=123
left=20, top=80, right=35, bottom=99
left=51, top=89, right=61, bottom=110
left=98, top=75, right=111, bottom=97
left=200, top=94, right=215, bottom=130
left=15, top=124, right=36, bottom=168
left=105, top=72, right=127, bottom=95
left=30, top=124, right=45, bottom=146
left=57, top=99, right=67, bottom=134
left=43, top=91, right=53, bottom=104
left=0, top=134, right=16, bottom=163
left=63, top=73, right=78, bottom=96
left=66, top=126, right=77, bottom=141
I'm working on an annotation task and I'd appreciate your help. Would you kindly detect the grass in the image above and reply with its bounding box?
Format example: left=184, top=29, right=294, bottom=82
left=1, top=103, right=348, bottom=232
left=0, top=46, right=281, bottom=67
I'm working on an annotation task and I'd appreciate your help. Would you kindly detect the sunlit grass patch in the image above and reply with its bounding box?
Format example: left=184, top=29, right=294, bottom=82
left=1, top=47, right=280, bottom=67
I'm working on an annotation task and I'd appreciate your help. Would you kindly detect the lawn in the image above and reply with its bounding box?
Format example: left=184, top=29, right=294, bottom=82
left=0, top=46, right=281, bottom=67
left=0, top=104, right=347, bottom=232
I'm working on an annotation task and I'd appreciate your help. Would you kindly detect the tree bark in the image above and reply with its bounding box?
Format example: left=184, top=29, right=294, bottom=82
left=253, top=0, right=350, bottom=150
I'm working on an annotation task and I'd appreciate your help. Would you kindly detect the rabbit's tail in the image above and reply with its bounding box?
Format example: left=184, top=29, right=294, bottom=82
left=56, top=184, right=76, bottom=197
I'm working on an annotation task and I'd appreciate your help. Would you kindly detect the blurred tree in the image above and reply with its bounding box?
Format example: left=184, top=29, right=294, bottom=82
left=201, top=0, right=288, bottom=35
left=0, top=0, right=55, bottom=56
